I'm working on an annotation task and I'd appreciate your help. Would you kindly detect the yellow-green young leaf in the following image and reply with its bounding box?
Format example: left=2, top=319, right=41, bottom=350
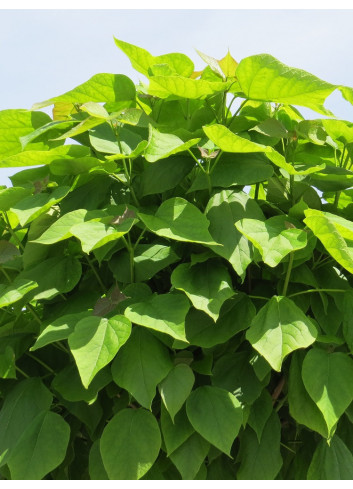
left=0, top=144, right=90, bottom=168
left=246, top=296, right=317, bottom=372
left=322, top=119, right=353, bottom=144
left=196, top=50, right=225, bottom=79
left=0, top=278, right=38, bottom=308
left=10, top=186, right=70, bottom=227
left=149, top=76, right=230, bottom=99
left=32, top=73, right=136, bottom=110
left=81, top=102, right=110, bottom=119
left=307, top=436, right=353, bottom=480
left=169, top=433, right=210, bottom=480
left=288, top=351, right=328, bottom=439
left=205, top=190, right=264, bottom=278
left=237, top=412, right=283, bottom=480
left=304, top=209, right=353, bottom=274
left=186, top=385, right=243, bottom=455
left=112, top=327, right=173, bottom=409
left=159, top=364, right=195, bottom=422
left=144, top=125, right=200, bottom=162
left=218, top=50, right=238, bottom=78
left=0, top=109, right=52, bottom=158
left=100, top=408, right=161, bottom=480
left=138, top=197, right=217, bottom=246
left=236, top=54, right=336, bottom=115
left=235, top=215, right=307, bottom=267
left=302, top=349, right=353, bottom=436
left=124, top=293, right=190, bottom=342
left=171, top=261, right=235, bottom=322
left=53, top=116, right=108, bottom=140
left=7, top=411, right=70, bottom=480
left=115, top=39, right=195, bottom=78
left=0, top=378, right=52, bottom=466
left=68, top=315, right=132, bottom=388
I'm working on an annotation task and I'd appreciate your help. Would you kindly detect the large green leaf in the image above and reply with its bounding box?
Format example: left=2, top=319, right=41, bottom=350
left=237, top=411, right=283, bottom=480
left=111, top=327, right=173, bottom=409
left=0, top=109, right=53, bottom=158
left=100, top=408, right=161, bottom=480
left=32, top=73, right=136, bottom=109
left=288, top=351, right=328, bottom=438
left=149, top=76, right=230, bottom=99
left=125, top=292, right=190, bottom=341
left=89, top=440, right=108, bottom=480
left=246, top=296, right=317, bottom=371
left=247, top=390, right=274, bottom=442
left=186, top=385, right=243, bottom=455
left=10, top=186, right=70, bottom=227
left=185, top=293, right=255, bottom=348
left=138, top=197, right=217, bottom=246
left=68, top=315, right=132, bottom=388
left=188, top=153, right=274, bottom=191
left=212, top=351, right=264, bottom=404
left=0, top=145, right=91, bottom=168
left=144, top=126, right=199, bottom=163
left=31, top=311, right=91, bottom=351
left=205, top=190, right=264, bottom=278
left=31, top=209, right=88, bottom=245
left=302, top=348, right=353, bottom=435
left=169, top=433, right=209, bottom=480
left=235, top=215, right=307, bottom=267
left=171, top=260, right=235, bottom=322
left=7, top=411, right=70, bottom=480
left=307, top=436, right=353, bottom=480
left=0, top=378, right=52, bottom=466
left=140, top=155, right=194, bottom=196
left=159, top=364, right=195, bottom=421
left=236, top=54, right=336, bottom=115
left=304, top=209, right=353, bottom=274
left=0, top=187, right=32, bottom=212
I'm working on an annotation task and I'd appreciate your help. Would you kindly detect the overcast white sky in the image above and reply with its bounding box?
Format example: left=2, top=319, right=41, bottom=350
left=1, top=8, right=353, bottom=185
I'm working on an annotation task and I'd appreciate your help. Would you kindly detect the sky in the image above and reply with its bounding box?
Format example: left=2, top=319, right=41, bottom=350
left=1, top=8, right=353, bottom=186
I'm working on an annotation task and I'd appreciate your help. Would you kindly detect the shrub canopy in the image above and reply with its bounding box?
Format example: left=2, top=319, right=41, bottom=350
left=1, top=39, right=353, bottom=480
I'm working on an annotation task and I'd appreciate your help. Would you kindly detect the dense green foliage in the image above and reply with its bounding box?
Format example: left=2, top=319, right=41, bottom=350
left=1, top=39, right=353, bottom=480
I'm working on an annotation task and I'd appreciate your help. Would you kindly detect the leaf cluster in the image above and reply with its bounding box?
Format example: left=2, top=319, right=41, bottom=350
left=1, top=39, right=353, bottom=479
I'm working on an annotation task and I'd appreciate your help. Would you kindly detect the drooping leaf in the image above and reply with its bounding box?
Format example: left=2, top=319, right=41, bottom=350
left=144, top=125, right=200, bottom=163
left=138, top=197, right=217, bottom=246
left=100, top=408, right=161, bottom=480
left=302, top=348, right=353, bottom=435
left=160, top=404, right=195, bottom=456
left=186, top=385, right=243, bottom=455
left=247, top=390, right=274, bottom=442
left=68, top=315, right=131, bottom=388
left=205, top=189, right=264, bottom=278
left=111, top=327, right=173, bottom=409
left=171, top=260, right=235, bottom=322
left=159, top=364, right=195, bottom=421
left=7, top=411, right=69, bottom=480
left=237, top=411, right=283, bottom=480
left=235, top=215, right=307, bottom=267
left=169, top=433, right=210, bottom=480
left=246, top=296, right=317, bottom=371
left=0, top=278, right=38, bottom=308
left=307, top=436, right=353, bottom=480
left=124, top=292, right=190, bottom=342
left=0, top=378, right=52, bottom=466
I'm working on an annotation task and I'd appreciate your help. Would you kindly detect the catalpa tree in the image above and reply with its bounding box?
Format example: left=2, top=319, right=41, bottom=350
left=0, top=39, right=353, bottom=480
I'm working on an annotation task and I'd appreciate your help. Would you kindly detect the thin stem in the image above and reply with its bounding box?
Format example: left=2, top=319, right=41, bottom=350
left=224, top=94, right=238, bottom=123
left=288, top=288, right=347, bottom=299
left=254, top=183, right=260, bottom=200
left=133, top=227, right=147, bottom=250
left=2, top=212, right=25, bottom=252
left=282, top=252, right=294, bottom=297
left=85, top=256, right=106, bottom=293
left=248, top=295, right=270, bottom=301
left=289, top=175, right=295, bottom=206
left=26, top=303, right=42, bottom=326
left=205, top=98, right=220, bottom=124
left=0, top=266, right=11, bottom=283
left=121, top=236, right=134, bottom=283
left=187, top=149, right=207, bottom=174
left=210, top=150, right=223, bottom=175
left=16, top=366, right=29, bottom=378
left=226, top=99, right=248, bottom=128
left=26, top=352, right=55, bottom=374
left=334, top=190, right=341, bottom=209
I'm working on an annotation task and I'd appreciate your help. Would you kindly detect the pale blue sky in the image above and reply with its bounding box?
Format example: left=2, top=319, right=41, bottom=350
left=1, top=9, right=353, bottom=185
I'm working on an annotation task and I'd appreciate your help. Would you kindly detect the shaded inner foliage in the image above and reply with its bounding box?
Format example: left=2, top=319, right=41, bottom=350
left=1, top=39, right=353, bottom=479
